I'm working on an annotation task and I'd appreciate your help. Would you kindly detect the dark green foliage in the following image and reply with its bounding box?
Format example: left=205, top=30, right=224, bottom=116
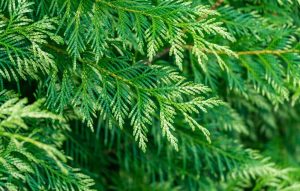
left=0, top=0, right=300, bottom=190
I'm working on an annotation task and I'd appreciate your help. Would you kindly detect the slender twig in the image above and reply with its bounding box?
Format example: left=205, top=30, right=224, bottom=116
left=45, top=43, right=68, bottom=55
left=153, top=47, right=170, bottom=59
left=236, top=49, right=300, bottom=55
left=146, top=45, right=300, bottom=64
left=182, top=45, right=300, bottom=56
left=144, top=48, right=170, bottom=64
left=44, top=43, right=299, bottom=62
left=211, top=0, right=225, bottom=10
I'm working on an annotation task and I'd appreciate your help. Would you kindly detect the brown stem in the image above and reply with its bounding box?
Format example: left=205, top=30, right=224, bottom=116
left=45, top=43, right=68, bottom=55
left=145, top=47, right=170, bottom=64
left=236, top=49, right=300, bottom=55
left=44, top=43, right=299, bottom=62
left=183, top=45, right=300, bottom=55
left=211, top=0, right=225, bottom=10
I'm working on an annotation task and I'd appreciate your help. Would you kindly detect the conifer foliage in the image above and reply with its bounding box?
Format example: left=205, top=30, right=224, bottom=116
left=0, top=0, right=300, bottom=190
